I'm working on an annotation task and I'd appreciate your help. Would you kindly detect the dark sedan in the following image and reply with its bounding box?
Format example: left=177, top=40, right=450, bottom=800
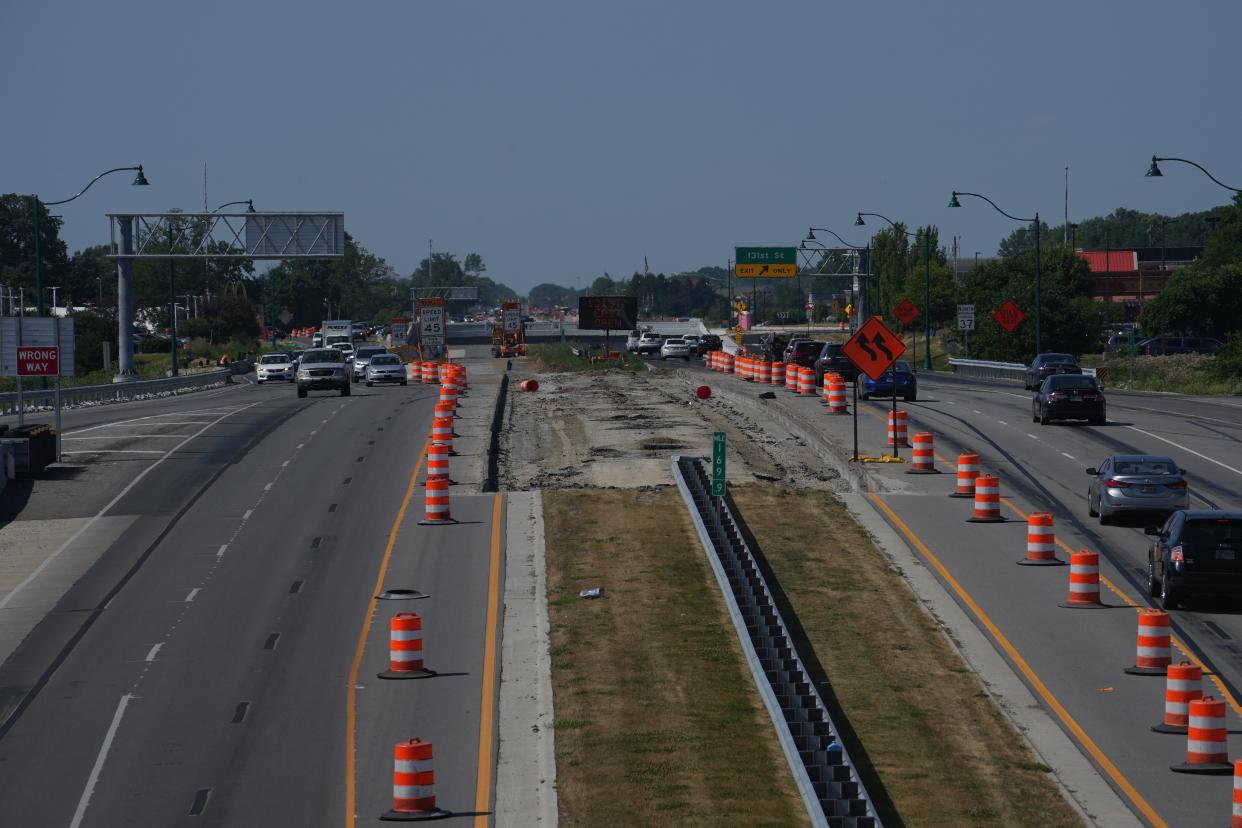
left=861, top=360, right=916, bottom=401
left=1147, top=511, right=1242, bottom=609
left=813, top=342, right=860, bottom=384
left=785, top=340, right=826, bottom=370
left=1024, top=352, right=1082, bottom=390
left=1032, top=374, right=1105, bottom=425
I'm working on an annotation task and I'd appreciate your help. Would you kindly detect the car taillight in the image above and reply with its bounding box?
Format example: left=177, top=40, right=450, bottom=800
left=1164, top=480, right=1188, bottom=490
left=1170, top=545, right=1184, bottom=562
left=1105, top=478, right=1131, bottom=488
left=1047, top=392, right=1065, bottom=401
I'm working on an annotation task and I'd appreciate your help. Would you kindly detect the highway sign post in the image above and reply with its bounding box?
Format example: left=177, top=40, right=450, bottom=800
left=712, top=431, right=727, bottom=497
left=843, top=316, right=907, bottom=460
left=416, top=298, right=446, bottom=358
left=2, top=316, right=76, bottom=455
left=957, top=304, right=975, bottom=357
left=734, top=247, right=797, bottom=278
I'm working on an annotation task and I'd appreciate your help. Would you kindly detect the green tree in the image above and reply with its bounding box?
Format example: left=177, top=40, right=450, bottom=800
left=1140, top=263, right=1242, bottom=339
left=263, top=233, right=396, bottom=326
left=0, top=194, right=68, bottom=301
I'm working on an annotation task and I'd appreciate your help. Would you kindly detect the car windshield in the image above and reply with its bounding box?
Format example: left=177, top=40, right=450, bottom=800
left=302, top=349, right=344, bottom=363
left=1047, top=376, right=1096, bottom=390
left=793, top=342, right=823, bottom=356
left=1113, top=459, right=1178, bottom=476
left=355, top=348, right=384, bottom=359
left=260, top=354, right=290, bottom=364
left=1183, top=519, right=1242, bottom=547
left=369, top=355, right=400, bottom=366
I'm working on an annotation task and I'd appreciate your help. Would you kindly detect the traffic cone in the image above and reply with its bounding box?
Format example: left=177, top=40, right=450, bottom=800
left=1152, top=662, right=1202, bottom=733
left=1171, top=697, right=1233, bottom=774
left=965, top=474, right=1004, bottom=522
left=949, top=452, right=980, bottom=498
left=380, top=738, right=451, bottom=820
left=1060, top=549, right=1105, bottom=608
left=906, top=432, right=939, bottom=474
left=1018, top=512, right=1063, bottom=565
left=1124, top=608, right=1172, bottom=675
left=418, top=479, right=457, bottom=525
left=378, top=613, right=436, bottom=679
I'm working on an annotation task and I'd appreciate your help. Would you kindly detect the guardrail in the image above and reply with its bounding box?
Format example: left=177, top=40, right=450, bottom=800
left=673, top=455, right=881, bottom=828
left=948, top=358, right=1097, bottom=382
left=0, top=369, right=234, bottom=417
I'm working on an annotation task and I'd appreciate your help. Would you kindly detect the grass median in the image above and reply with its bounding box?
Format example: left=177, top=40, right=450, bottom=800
left=527, top=343, right=646, bottom=373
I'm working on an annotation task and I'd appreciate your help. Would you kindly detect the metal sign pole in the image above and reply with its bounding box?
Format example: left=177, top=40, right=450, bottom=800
left=891, top=376, right=899, bottom=459
left=852, top=379, right=859, bottom=462
left=15, top=314, right=24, bottom=428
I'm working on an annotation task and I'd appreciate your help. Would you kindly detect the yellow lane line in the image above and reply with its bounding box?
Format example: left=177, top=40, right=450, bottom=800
left=474, top=493, right=504, bottom=826
left=345, top=440, right=428, bottom=828
left=869, top=496, right=1168, bottom=828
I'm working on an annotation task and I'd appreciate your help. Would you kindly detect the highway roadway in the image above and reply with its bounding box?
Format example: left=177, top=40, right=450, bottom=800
left=0, top=364, right=503, bottom=825
left=657, top=354, right=1242, bottom=828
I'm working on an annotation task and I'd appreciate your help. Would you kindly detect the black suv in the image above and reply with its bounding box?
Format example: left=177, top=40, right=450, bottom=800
left=785, top=340, right=825, bottom=371
left=698, top=334, right=723, bottom=352
left=1147, top=510, right=1242, bottom=609
left=814, top=342, right=860, bottom=385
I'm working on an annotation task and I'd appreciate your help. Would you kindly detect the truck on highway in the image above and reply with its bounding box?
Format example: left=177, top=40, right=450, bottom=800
left=491, top=302, right=526, bottom=357
left=322, top=319, right=353, bottom=350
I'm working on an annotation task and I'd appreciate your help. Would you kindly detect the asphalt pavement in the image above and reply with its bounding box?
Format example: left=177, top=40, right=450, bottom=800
left=0, top=359, right=507, bottom=826
left=654, top=354, right=1242, bottom=828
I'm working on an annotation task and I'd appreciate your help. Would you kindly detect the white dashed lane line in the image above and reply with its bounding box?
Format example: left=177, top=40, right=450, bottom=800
left=184, top=589, right=201, bottom=603
left=145, top=643, right=163, bottom=662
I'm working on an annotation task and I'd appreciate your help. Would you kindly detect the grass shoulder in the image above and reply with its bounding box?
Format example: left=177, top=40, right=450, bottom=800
left=527, top=343, right=646, bottom=373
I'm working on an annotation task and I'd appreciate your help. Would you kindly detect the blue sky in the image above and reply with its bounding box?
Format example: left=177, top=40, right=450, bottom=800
left=3, top=0, right=1239, bottom=292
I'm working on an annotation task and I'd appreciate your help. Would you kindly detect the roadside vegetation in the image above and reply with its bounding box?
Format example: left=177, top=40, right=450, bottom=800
left=526, top=342, right=646, bottom=373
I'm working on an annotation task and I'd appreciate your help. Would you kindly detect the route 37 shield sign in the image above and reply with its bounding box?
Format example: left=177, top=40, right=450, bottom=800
left=843, top=316, right=906, bottom=381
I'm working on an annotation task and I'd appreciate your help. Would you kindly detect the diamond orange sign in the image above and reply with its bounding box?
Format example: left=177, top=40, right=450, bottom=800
left=992, top=300, right=1025, bottom=333
left=843, top=316, right=906, bottom=381
left=893, top=299, right=919, bottom=325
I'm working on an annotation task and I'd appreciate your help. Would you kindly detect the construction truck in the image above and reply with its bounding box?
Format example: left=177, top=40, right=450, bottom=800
left=491, top=301, right=526, bottom=357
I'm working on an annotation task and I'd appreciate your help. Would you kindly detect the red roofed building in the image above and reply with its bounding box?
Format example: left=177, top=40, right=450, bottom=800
left=1076, top=249, right=1172, bottom=305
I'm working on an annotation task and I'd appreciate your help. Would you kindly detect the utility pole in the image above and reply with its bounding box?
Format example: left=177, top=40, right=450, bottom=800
left=47, top=286, right=61, bottom=315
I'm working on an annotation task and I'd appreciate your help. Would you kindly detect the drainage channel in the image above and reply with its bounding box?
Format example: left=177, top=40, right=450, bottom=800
left=672, top=455, right=881, bottom=828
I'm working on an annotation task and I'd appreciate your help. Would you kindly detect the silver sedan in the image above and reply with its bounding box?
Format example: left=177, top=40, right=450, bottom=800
left=1086, top=454, right=1189, bottom=525
left=365, top=354, right=408, bottom=386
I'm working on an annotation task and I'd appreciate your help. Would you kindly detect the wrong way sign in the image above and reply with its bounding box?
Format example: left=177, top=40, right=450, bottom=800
left=16, top=346, right=59, bottom=376
left=1, top=317, right=75, bottom=377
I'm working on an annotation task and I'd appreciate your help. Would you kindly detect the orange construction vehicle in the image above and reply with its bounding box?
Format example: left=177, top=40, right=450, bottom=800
left=491, top=301, right=527, bottom=357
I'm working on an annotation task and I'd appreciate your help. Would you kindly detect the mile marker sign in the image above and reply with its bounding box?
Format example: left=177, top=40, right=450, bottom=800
left=843, top=316, right=906, bottom=381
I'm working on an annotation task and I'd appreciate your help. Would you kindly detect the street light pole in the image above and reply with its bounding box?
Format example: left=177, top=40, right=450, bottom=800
left=804, top=227, right=867, bottom=325
left=1145, top=156, right=1241, bottom=193
left=857, top=213, right=933, bottom=370
left=949, top=191, right=1042, bottom=356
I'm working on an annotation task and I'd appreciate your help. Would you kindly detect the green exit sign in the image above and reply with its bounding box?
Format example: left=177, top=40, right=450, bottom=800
left=712, top=432, right=726, bottom=497
left=735, top=246, right=796, bottom=265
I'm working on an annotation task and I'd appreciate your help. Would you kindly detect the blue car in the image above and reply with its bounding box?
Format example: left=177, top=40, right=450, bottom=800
left=861, top=359, right=917, bottom=401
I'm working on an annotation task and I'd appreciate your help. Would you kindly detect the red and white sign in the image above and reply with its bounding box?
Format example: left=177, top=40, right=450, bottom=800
left=17, top=346, right=59, bottom=376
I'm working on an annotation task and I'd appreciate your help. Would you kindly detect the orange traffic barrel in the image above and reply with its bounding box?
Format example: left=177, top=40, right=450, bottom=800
left=722, top=353, right=734, bottom=374
left=1060, top=549, right=1105, bottom=608
left=771, top=362, right=785, bottom=386
left=757, top=360, right=771, bottom=384
left=966, top=474, right=1003, bottom=522
left=420, top=362, right=438, bottom=384
left=949, top=453, right=979, bottom=498
left=438, top=384, right=457, bottom=408
left=419, top=478, right=457, bottom=525
left=381, top=738, right=450, bottom=820
left=907, top=432, right=939, bottom=474
left=1233, top=760, right=1242, bottom=827
left=1125, top=608, right=1172, bottom=675
left=1171, top=697, right=1233, bottom=774
left=742, top=355, right=754, bottom=381
left=1018, top=512, right=1062, bottom=565
left=426, top=442, right=451, bottom=482
left=1153, top=662, right=1203, bottom=734
left=785, top=364, right=798, bottom=392
left=430, top=416, right=455, bottom=446
left=820, top=371, right=832, bottom=403
left=886, top=410, right=910, bottom=447
left=827, top=377, right=848, bottom=415
left=797, top=367, right=815, bottom=395
left=378, top=612, right=436, bottom=679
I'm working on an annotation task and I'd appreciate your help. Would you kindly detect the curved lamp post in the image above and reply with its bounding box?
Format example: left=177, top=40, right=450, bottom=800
left=949, top=190, right=1042, bottom=355
left=212, top=199, right=256, bottom=212
left=857, top=212, right=932, bottom=370
left=31, top=166, right=148, bottom=317
left=804, top=227, right=869, bottom=324
left=1145, top=156, right=1241, bottom=193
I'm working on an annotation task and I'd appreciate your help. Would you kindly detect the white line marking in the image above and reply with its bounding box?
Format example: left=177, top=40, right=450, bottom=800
left=282, top=460, right=290, bottom=468
left=1027, top=433, right=1039, bottom=440
left=297, top=443, right=304, bottom=449
left=998, top=420, right=1008, bottom=426
left=60, top=450, right=168, bottom=455
left=69, top=694, right=134, bottom=828
left=242, top=510, right=253, bottom=521
left=264, top=483, right=273, bottom=491
left=945, top=401, right=956, bottom=405
left=62, top=406, right=249, bottom=436
left=973, top=409, right=982, bottom=414
left=321, top=419, right=328, bottom=424
left=1061, top=452, right=1076, bottom=460
left=185, top=588, right=201, bottom=603
left=0, top=402, right=263, bottom=611
left=62, top=435, right=193, bottom=440
left=1127, top=425, right=1242, bottom=478
left=145, top=643, right=163, bottom=662
left=217, top=544, right=228, bottom=558
left=310, top=430, right=317, bottom=435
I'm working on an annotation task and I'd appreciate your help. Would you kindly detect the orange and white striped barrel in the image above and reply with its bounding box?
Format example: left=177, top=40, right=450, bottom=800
left=732, top=354, right=744, bottom=378
left=827, top=378, right=848, bottom=415
left=1061, top=549, right=1104, bottom=607
left=785, top=365, right=798, bottom=392
left=797, top=367, right=815, bottom=395
left=722, top=353, right=734, bottom=374
left=1172, top=697, right=1232, bottom=773
left=757, top=360, right=771, bottom=384
left=743, top=356, right=755, bottom=381
left=430, top=416, right=454, bottom=445
left=377, top=612, right=436, bottom=679
left=1233, top=760, right=1242, bottom=826
left=383, top=738, right=449, bottom=819
left=907, top=432, right=938, bottom=473
left=966, top=474, right=1003, bottom=522
left=437, top=384, right=457, bottom=408
left=771, top=362, right=785, bottom=385
left=821, top=372, right=832, bottom=402
left=950, top=453, right=980, bottom=498
left=427, top=442, right=451, bottom=481
left=1125, top=608, right=1172, bottom=674
left=1018, top=512, right=1061, bottom=564
left=421, top=362, right=438, bottom=384
left=886, top=409, right=910, bottom=447
left=434, top=400, right=456, bottom=421
left=708, top=352, right=717, bottom=371
left=419, top=478, right=456, bottom=525
left=441, top=372, right=459, bottom=393
left=1154, top=662, right=1202, bottom=733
